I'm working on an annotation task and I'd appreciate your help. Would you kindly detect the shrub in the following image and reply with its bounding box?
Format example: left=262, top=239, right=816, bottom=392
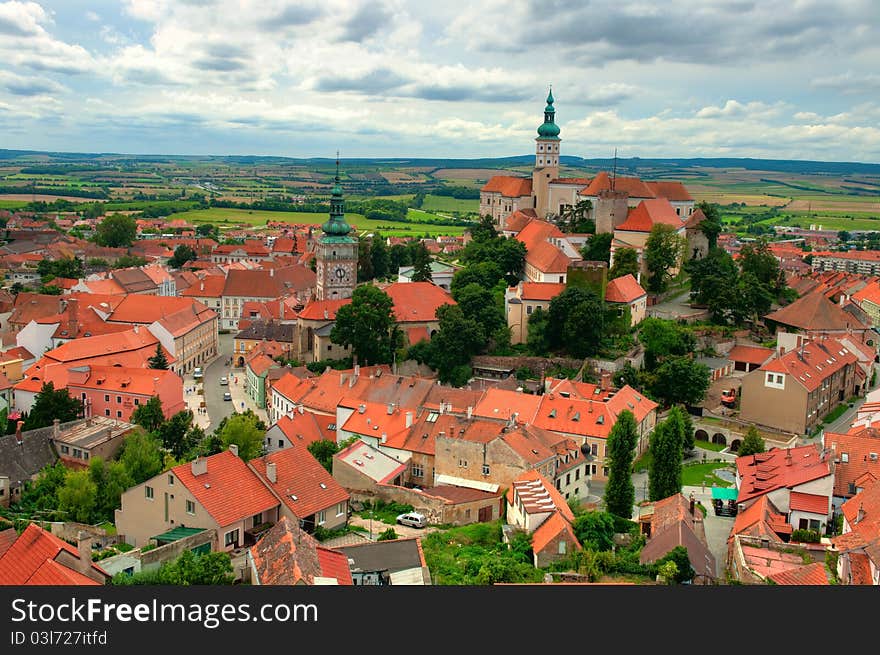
left=791, top=529, right=821, bottom=543
left=377, top=528, right=399, bottom=541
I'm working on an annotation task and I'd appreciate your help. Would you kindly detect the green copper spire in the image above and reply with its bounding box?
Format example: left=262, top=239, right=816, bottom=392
left=322, top=153, right=352, bottom=237
left=537, top=85, right=560, bottom=140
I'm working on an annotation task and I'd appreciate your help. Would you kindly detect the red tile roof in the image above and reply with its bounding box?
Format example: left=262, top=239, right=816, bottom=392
left=760, top=337, right=858, bottom=392
left=736, top=445, right=832, bottom=504
left=515, top=219, right=565, bottom=253
left=271, top=414, right=327, bottom=449
left=341, top=400, right=410, bottom=442
left=508, top=470, right=575, bottom=520
left=727, top=344, right=775, bottom=366
left=315, top=547, right=353, bottom=585
left=108, top=295, right=213, bottom=325
left=383, top=282, right=456, bottom=323
left=765, top=291, right=869, bottom=332
left=481, top=176, right=533, bottom=198
left=645, top=181, right=693, bottom=202
left=172, top=450, right=279, bottom=527
left=526, top=241, right=570, bottom=274
left=42, top=327, right=164, bottom=364
left=503, top=210, right=536, bottom=234
left=767, top=561, right=830, bottom=585
left=249, top=516, right=352, bottom=585
left=531, top=510, right=580, bottom=555
left=520, top=282, right=566, bottom=301
left=731, top=495, right=791, bottom=540
left=789, top=491, right=830, bottom=516
left=0, top=523, right=106, bottom=585
left=580, top=172, right=657, bottom=199
left=250, top=446, right=349, bottom=520
left=298, top=299, right=351, bottom=321
left=615, top=198, right=685, bottom=233
left=473, top=388, right=542, bottom=422
left=823, top=427, right=880, bottom=496
left=181, top=275, right=226, bottom=298
left=604, top=274, right=646, bottom=303
left=0, top=528, right=18, bottom=559
left=841, top=478, right=880, bottom=538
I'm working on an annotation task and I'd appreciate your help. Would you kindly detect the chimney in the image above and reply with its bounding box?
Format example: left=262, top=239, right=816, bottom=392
left=76, top=531, right=93, bottom=575
left=67, top=297, right=79, bottom=335
left=387, top=402, right=394, bottom=415
left=53, top=418, right=60, bottom=440
left=266, top=462, right=277, bottom=484
left=15, top=421, right=23, bottom=445
left=354, top=364, right=360, bottom=377
left=323, top=309, right=329, bottom=320
left=689, top=492, right=695, bottom=516
left=786, top=449, right=793, bottom=465
left=191, top=456, right=208, bottom=476
left=349, top=373, right=356, bottom=388
left=856, top=502, right=866, bottom=524
left=133, top=324, right=139, bottom=334
left=600, top=370, right=612, bottom=391
left=358, top=404, right=366, bottom=414
left=229, top=444, right=239, bottom=457
left=406, top=411, right=413, bottom=428
left=201, top=282, right=205, bottom=291
left=467, top=406, right=473, bottom=420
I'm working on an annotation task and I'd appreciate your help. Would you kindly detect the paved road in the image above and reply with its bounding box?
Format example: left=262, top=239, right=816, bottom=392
left=203, top=332, right=235, bottom=431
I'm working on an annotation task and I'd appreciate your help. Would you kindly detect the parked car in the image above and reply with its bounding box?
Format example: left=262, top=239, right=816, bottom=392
left=220, top=376, right=228, bottom=386
left=721, top=388, right=737, bottom=408
left=223, top=392, right=232, bottom=401
left=396, top=512, right=427, bottom=529
left=193, top=367, right=204, bottom=379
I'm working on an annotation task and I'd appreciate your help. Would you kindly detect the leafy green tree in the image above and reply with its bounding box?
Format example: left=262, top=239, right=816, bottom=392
left=609, top=247, right=640, bottom=280
left=454, top=283, right=505, bottom=335
left=147, top=343, right=169, bottom=370
left=738, top=426, right=766, bottom=456
left=388, top=243, right=411, bottom=272
left=168, top=244, right=197, bottom=269
left=23, top=382, right=83, bottom=430
left=648, top=419, right=683, bottom=501
left=526, top=306, right=550, bottom=356
left=357, top=235, right=375, bottom=281
left=131, top=396, right=164, bottom=433
left=331, top=285, right=401, bottom=365
left=547, top=287, right=605, bottom=357
left=572, top=511, right=616, bottom=551
left=736, top=270, right=775, bottom=324
left=157, top=410, right=195, bottom=460
left=89, top=457, right=134, bottom=521
left=370, top=234, right=390, bottom=279
left=450, top=261, right=504, bottom=297
left=645, top=224, right=684, bottom=293
left=113, top=254, right=149, bottom=269
left=470, top=214, right=498, bottom=242
left=638, top=318, right=696, bottom=370
left=560, top=199, right=594, bottom=233
left=580, top=232, right=612, bottom=265
left=411, top=242, right=433, bottom=282
left=696, top=201, right=723, bottom=249
left=119, top=430, right=164, bottom=484
left=679, top=407, right=695, bottom=452
left=17, top=462, right=67, bottom=514
left=113, top=550, right=234, bottom=585
left=94, top=214, right=137, bottom=247
left=604, top=410, right=638, bottom=519
left=649, top=356, right=710, bottom=407
left=37, top=284, right=63, bottom=295
left=425, top=304, right=486, bottom=385
left=837, top=230, right=850, bottom=243
left=217, top=413, right=265, bottom=461
left=739, top=237, right=785, bottom=295
left=195, top=223, right=218, bottom=238
left=38, top=256, right=83, bottom=281
left=57, top=469, right=98, bottom=523
left=377, top=527, right=398, bottom=541
left=654, top=545, right=695, bottom=583
left=460, top=235, right=526, bottom=286
left=307, top=439, right=340, bottom=473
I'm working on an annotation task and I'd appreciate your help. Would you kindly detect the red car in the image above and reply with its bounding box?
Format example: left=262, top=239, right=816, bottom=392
left=721, top=388, right=737, bottom=408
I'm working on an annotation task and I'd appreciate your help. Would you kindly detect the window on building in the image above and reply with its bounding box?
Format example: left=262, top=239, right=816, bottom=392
left=558, top=541, right=566, bottom=555
left=459, top=459, right=468, bottom=468
left=83, top=452, right=89, bottom=460
left=168, top=475, right=174, bottom=485
left=465, top=509, right=471, bottom=519
left=336, top=503, right=345, bottom=517
left=566, top=473, right=571, bottom=485
left=104, top=394, right=110, bottom=402
left=411, top=464, right=424, bottom=478
left=186, top=500, right=195, bottom=515
left=841, top=453, right=849, bottom=463
left=590, top=443, right=598, bottom=456
left=104, top=409, right=110, bottom=416
left=253, top=513, right=262, bottom=527
left=116, top=411, right=122, bottom=418
left=526, top=305, right=533, bottom=315
left=482, top=464, right=490, bottom=476
left=278, top=439, right=284, bottom=448
left=317, top=510, right=326, bottom=525
left=117, top=396, right=122, bottom=404
left=73, top=448, right=82, bottom=458
left=575, top=469, right=580, bottom=480
left=603, top=467, right=609, bottom=476
left=591, top=464, right=597, bottom=474
left=224, top=529, right=239, bottom=547
left=809, top=519, right=821, bottom=532
left=134, top=398, right=139, bottom=405
left=60, top=445, right=69, bottom=454
left=145, top=486, right=154, bottom=500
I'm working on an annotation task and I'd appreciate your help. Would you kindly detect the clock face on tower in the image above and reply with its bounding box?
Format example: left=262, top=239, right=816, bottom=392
left=332, top=263, right=352, bottom=284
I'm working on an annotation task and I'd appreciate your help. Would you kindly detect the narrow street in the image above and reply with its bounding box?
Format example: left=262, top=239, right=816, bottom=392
left=204, top=332, right=236, bottom=430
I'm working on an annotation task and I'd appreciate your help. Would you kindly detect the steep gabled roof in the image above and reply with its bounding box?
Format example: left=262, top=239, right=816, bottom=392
left=481, top=176, right=533, bottom=198
left=604, top=274, right=646, bottom=303
left=531, top=511, right=580, bottom=555
left=579, top=172, right=657, bottom=199
left=760, top=337, right=858, bottom=392
left=0, top=523, right=107, bottom=585
left=766, top=561, right=830, bottom=585
left=249, top=516, right=352, bottom=585
left=383, top=282, right=456, bottom=323
left=824, top=427, right=880, bottom=497
left=765, top=291, right=869, bottom=332
left=645, top=181, right=693, bottom=202
left=615, top=198, right=685, bottom=233
left=736, top=445, right=832, bottom=504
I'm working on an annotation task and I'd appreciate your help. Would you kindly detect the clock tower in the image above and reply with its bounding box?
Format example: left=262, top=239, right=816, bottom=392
left=315, top=156, right=358, bottom=300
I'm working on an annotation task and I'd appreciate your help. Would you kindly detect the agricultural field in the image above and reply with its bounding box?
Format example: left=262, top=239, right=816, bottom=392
left=421, top=194, right=479, bottom=213
left=170, top=207, right=470, bottom=237
left=0, top=199, right=29, bottom=209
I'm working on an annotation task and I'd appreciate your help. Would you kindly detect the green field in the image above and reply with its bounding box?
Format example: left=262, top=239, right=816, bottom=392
left=170, top=207, right=470, bottom=236
left=0, top=199, right=29, bottom=209
left=757, top=214, right=880, bottom=232
left=421, top=194, right=479, bottom=213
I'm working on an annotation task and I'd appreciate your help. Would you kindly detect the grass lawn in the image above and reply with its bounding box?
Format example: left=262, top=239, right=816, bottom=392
left=681, top=462, right=735, bottom=488
left=98, top=522, right=117, bottom=536
left=421, top=194, right=479, bottom=213
left=170, top=207, right=470, bottom=237
left=0, top=199, right=28, bottom=209
left=695, top=439, right=727, bottom=452
left=356, top=499, right=414, bottom=526
left=821, top=404, right=849, bottom=425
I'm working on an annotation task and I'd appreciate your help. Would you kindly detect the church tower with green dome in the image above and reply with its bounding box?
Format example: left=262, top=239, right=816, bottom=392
left=532, top=86, right=561, bottom=219
left=315, top=155, right=358, bottom=300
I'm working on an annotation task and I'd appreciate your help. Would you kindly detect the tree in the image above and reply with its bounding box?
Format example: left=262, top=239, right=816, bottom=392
left=638, top=318, right=696, bottom=370
left=147, top=343, right=169, bottom=370
left=580, top=232, right=612, bottom=265
left=645, top=224, right=684, bottom=293
left=307, top=439, right=339, bottom=473
left=113, top=550, right=234, bottom=586
left=17, top=461, right=67, bottom=514
left=118, top=430, right=164, bottom=484
left=196, top=223, right=218, bottom=238
left=89, top=457, right=133, bottom=522
left=609, top=247, right=639, bottom=280
left=377, top=528, right=399, bottom=541
left=217, top=413, right=265, bottom=461
left=94, top=214, right=137, bottom=247
left=38, top=256, right=83, bottom=281
left=112, top=254, right=149, bottom=269
left=560, top=199, right=594, bottom=233
left=23, top=382, right=83, bottom=431
left=738, top=426, right=766, bottom=456
left=168, top=244, right=197, bottom=269
left=357, top=235, right=375, bottom=281
left=665, top=406, right=689, bottom=457
left=425, top=304, right=486, bottom=385
left=604, top=410, right=638, bottom=519
left=654, top=545, right=695, bottom=583
left=388, top=243, right=411, bottom=272
left=837, top=230, right=851, bottom=243
left=460, top=235, right=526, bottom=286
left=157, top=410, right=195, bottom=460
left=679, top=407, right=695, bottom=452
left=648, top=419, right=683, bottom=501
left=526, top=306, right=550, bottom=356
left=57, top=469, right=98, bottom=523
left=470, top=214, right=498, bottom=242
left=450, top=261, right=504, bottom=297
left=410, top=242, right=433, bottom=282
left=370, top=234, right=390, bottom=280
left=739, top=237, right=784, bottom=295
left=649, top=356, right=710, bottom=407
left=131, top=396, right=165, bottom=433
left=331, top=285, right=400, bottom=365
left=454, top=283, right=505, bottom=335
left=696, top=201, right=723, bottom=249
left=572, top=511, right=616, bottom=551
left=546, top=287, right=604, bottom=357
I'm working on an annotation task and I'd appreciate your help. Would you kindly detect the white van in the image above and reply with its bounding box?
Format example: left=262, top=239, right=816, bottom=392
left=396, top=512, right=427, bottom=529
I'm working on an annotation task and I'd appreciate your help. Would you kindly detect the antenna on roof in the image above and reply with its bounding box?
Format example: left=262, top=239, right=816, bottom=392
left=611, top=147, right=617, bottom=191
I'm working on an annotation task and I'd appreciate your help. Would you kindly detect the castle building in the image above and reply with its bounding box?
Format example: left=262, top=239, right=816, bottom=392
left=315, top=160, right=358, bottom=301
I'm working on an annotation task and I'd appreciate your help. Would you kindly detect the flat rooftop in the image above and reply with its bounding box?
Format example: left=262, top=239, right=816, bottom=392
left=53, top=416, right=138, bottom=449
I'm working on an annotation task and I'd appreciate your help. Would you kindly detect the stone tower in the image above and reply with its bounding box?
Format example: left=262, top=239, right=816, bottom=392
left=315, top=157, right=358, bottom=300
left=532, top=87, right=561, bottom=219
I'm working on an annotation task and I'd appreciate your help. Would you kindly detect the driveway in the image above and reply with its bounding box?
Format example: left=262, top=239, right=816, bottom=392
left=347, top=514, right=441, bottom=540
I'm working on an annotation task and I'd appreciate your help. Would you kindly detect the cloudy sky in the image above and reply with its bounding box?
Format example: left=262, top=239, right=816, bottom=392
left=1, top=0, right=879, bottom=162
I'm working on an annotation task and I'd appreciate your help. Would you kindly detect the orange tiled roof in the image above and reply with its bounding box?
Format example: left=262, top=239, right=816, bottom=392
left=0, top=523, right=106, bottom=585
left=789, top=491, right=830, bottom=515
left=736, top=445, right=832, bottom=504
left=615, top=198, right=685, bottom=233
left=271, top=414, right=327, bottom=449
left=298, top=299, right=351, bottom=321
left=579, top=172, right=657, bottom=199
left=250, top=446, right=349, bottom=520
left=731, top=495, right=791, bottom=540
left=507, top=469, right=575, bottom=521
left=181, top=275, right=226, bottom=298
left=841, top=478, right=880, bottom=538
left=824, top=427, right=880, bottom=496
left=531, top=511, right=580, bottom=555
left=473, top=388, right=542, bottom=422
left=767, top=561, right=830, bottom=585
left=645, top=181, right=693, bottom=202
left=481, top=176, right=533, bottom=198
left=765, top=291, right=869, bottom=332
left=172, top=450, right=279, bottom=527
left=526, top=241, right=570, bottom=274
left=760, top=337, right=858, bottom=392
left=515, top=219, right=565, bottom=253
left=384, top=282, right=455, bottom=323
left=108, top=295, right=213, bottom=325
left=604, top=274, right=646, bottom=303
left=727, top=344, right=775, bottom=366
left=520, top=282, right=566, bottom=301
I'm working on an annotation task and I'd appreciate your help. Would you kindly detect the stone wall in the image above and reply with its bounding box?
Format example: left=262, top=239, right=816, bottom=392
left=99, top=528, right=218, bottom=577
left=350, top=484, right=503, bottom=526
